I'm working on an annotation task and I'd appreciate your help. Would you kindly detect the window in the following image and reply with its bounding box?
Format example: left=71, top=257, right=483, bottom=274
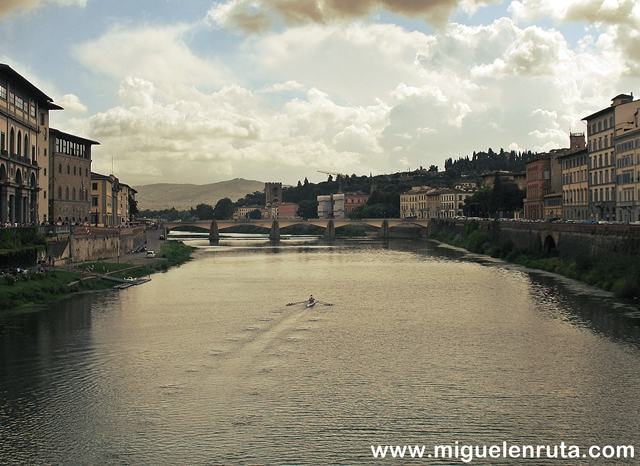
left=58, top=186, right=62, bottom=199
left=40, top=113, right=45, bottom=126
left=0, top=83, right=6, bottom=100
left=72, top=188, right=76, bottom=201
left=0, top=132, right=4, bottom=152
left=92, top=182, right=98, bottom=190
left=92, top=196, right=98, bottom=207
left=73, top=166, right=76, bottom=176
left=67, top=165, right=70, bottom=175
left=30, top=103, right=36, bottom=118
left=65, top=187, right=69, bottom=200
left=44, top=190, right=46, bottom=199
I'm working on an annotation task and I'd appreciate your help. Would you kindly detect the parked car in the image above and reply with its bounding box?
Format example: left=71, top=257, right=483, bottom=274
left=146, top=251, right=156, bottom=258
left=159, top=234, right=166, bottom=240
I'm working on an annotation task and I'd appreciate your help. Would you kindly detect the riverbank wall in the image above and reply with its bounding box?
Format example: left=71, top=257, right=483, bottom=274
left=43, top=226, right=146, bottom=265
left=428, top=219, right=640, bottom=298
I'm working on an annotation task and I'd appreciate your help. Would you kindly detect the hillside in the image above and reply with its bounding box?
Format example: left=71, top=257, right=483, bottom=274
left=134, top=178, right=265, bottom=211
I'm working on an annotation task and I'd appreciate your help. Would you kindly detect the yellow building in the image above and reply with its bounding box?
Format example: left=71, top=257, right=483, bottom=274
left=558, top=148, right=589, bottom=220
left=439, top=190, right=473, bottom=218
left=400, top=186, right=432, bottom=219
left=0, top=64, right=62, bottom=224
left=116, top=183, right=136, bottom=224
left=91, top=173, right=117, bottom=227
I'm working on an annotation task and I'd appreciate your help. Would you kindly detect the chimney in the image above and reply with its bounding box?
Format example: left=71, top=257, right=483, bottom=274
left=569, top=132, right=586, bottom=150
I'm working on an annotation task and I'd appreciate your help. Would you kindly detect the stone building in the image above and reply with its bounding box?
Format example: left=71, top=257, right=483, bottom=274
left=614, top=109, right=640, bottom=222
left=524, top=146, right=567, bottom=220
left=116, top=183, right=136, bottom=224
left=90, top=172, right=119, bottom=227
left=265, top=182, right=282, bottom=207
left=439, top=190, right=472, bottom=218
left=583, top=93, right=640, bottom=221
left=0, top=64, right=62, bottom=224
left=49, top=128, right=98, bottom=224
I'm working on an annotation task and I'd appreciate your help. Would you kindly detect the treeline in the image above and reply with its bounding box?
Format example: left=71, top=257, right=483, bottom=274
left=444, top=148, right=535, bottom=176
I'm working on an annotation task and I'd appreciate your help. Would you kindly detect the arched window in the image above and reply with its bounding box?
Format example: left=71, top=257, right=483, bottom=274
left=58, top=186, right=62, bottom=199
left=65, top=187, right=69, bottom=200
left=73, top=166, right=76, bottom=176
left=23, top=134, right=29, bottom=157
left=59, top=163, right=62, bottom=174
left=16, top=130, right=22, bottom=156
left=67, top=165, right=70, bottom=175
left=72, top=188, right=76, bottom=201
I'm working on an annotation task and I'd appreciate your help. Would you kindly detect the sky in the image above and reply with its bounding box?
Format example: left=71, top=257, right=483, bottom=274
left=1, top=0, right=639, bottom=186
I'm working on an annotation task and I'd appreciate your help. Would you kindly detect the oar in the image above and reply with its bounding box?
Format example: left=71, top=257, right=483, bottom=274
left=287, top=301, right=306, bottom=306
left=317, top=301, right=333, bottom=307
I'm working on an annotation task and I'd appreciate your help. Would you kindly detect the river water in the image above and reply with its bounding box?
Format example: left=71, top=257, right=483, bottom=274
left=1, top=238, right=640, bottom=464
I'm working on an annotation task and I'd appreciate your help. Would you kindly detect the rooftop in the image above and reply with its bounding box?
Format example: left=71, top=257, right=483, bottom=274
left=0, top=64, right=62, bottom=109
left=50, top=128, right=100, bottom=146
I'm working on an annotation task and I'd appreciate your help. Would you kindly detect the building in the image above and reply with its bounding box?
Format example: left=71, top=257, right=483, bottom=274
left=317, top=193, right=362, bottom=218
left=543, top=193, right=563, bottom=219
left=583, top=93, right=640, bottom=221
left=116, top=183, right=136, bottom=224
left=265, top=182, right=282, bottom=207
left=273, top=202, right=299, bottom=219
left=455, top=181, right=477, bottom=192
left=426, top=190, right=442, bottom=219
left=481, top=171, right=526, bottom=191
left=400, top=186, right=432, bottom=219
left=234, top=205, right=262, bottom=220
left=48, top=128, right=99, bottom=225
left=90, top=173, right=121, bottom=226
left=614, top=109, right=640, bottom=222
left=0, top=64, right=62, bottom=224
left=558, top=148, right=589, bottom=220
left=439, top=190, right=473, bottom=218
left=344, top=192, right=369, bottom=216
left=523, top=148, right=565, bottom=220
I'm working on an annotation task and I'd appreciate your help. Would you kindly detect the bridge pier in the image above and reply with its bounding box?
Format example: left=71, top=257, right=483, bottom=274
left=379, top=219, right=390, bottom=240
left=209, top=220, right=219, bottom=245
left=324, top=220, right=336, bottom=241
left=270, top=220, right=280, bottom=242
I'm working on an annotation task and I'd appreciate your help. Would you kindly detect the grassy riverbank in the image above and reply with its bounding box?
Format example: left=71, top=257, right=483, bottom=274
left=0, top=241, right=195, bottom=312
left=429, top=222, right=640, bottom=300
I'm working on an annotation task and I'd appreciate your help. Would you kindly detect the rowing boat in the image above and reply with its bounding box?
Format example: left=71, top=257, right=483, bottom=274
left=306, top=300, right=317, bottom=308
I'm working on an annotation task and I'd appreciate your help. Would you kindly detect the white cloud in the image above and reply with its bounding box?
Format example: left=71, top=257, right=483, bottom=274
left=73, top=24, right=231, bottom=90
left=262, top=80, right=304, bottom=93
left=56, top=93, right=88, bottom=113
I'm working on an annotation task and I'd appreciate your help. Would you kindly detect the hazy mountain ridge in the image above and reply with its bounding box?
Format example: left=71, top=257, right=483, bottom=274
left=134, top=178, right=265, bottom=211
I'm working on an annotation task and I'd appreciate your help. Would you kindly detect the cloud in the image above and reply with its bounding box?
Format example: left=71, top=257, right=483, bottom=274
left=262, top=80, right=304, bottom=93
left=509, top=0, right=640, bottom=27
left=208, top=0, right=499, bottom=32
left=0, top=0, right=85, bottom=18
left=74, top=24, right=231, bottom=90
left=56, top=93, right=88, bottom=113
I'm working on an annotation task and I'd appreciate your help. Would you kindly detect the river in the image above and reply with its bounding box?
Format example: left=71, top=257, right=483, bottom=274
left=1, top=238, right=639, bottom=464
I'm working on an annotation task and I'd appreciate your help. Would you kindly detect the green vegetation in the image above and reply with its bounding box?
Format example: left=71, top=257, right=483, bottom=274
left=429, top=221, right=640, bottom=300
left=0, top=241, right=195, bottom=312
left=0, top=270, right=112, bottom=310
left=160, top=241, right=194, bottom=267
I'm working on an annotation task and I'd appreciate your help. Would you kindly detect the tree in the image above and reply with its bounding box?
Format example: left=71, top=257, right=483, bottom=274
left=192, top=203, right=215, bottom=220
left=328, top=175, right=333, bottom=182
left=297, top=180, right=302, bottom=187
left=213, top=198, right=235, bottom=220
left=298, top=200, right=318, bottom=219
left=248, top=209, right=262, bottom=220
left=303, top=177, right=309, bottom=186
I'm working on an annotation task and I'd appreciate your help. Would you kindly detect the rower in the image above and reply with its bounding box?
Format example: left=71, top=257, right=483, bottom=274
left=309, top=295, right=314, bottom=303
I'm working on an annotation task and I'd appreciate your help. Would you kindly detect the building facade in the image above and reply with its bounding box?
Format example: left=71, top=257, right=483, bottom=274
left=49, top=128, right=98, bottom=224
left=317, top=193, right=348, bottom=218
left=439, top=190, right=472, bottom=218
left=0, top=64, right=61, bottom=224
left=400, top=186, right=432, bottom=219
left=481, top=171, right=526, bottom=191
left=583, top=94, right=640, bottom=221
left=116, top=183, right=136, bottom=224
left=614, top=110, right=640, bottom=222
left=559, top=148, right=589, bottom=220
left=91, top=173, right=120, bottom=227
left=524, top=157, right=550, bottom=220
left=344, top=192, right=369, bottom=216
left=234, top=205, right=262, bottom=220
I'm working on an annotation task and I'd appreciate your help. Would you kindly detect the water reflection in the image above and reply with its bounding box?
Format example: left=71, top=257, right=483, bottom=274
left=0, top=239, right=639, bottom=464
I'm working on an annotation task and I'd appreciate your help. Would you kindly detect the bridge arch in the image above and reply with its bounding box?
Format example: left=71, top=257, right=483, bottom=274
left=542, top=234, right=558, bottom=255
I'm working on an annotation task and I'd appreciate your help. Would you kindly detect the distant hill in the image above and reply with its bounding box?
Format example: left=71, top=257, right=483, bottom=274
left=134, top=178, right=265, bottom=211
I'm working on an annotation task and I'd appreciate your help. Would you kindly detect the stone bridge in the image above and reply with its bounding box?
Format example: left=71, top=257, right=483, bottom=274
left=164, top=218, right=429, bottom=244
